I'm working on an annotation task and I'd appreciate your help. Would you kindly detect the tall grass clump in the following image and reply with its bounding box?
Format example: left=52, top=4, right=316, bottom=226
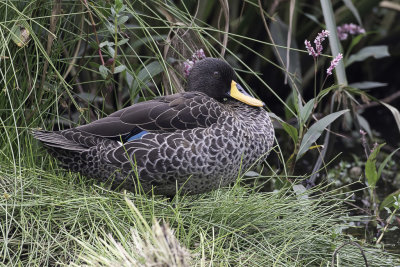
left=1, top=164, right=398, bottom=266
left=0, top=0, right=399, bottom=266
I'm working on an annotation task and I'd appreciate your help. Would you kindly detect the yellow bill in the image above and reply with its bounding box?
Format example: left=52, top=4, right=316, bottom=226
left=229, top=81, right=264, bottom=107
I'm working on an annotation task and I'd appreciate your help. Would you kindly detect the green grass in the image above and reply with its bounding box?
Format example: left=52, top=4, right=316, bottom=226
left=1, top=161, right=398, bottom=266
left=0, top=0, right=399, bottom=266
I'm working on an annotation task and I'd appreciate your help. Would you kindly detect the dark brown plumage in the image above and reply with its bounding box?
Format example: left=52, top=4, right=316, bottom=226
left=33, top=58, right=274, bottom=196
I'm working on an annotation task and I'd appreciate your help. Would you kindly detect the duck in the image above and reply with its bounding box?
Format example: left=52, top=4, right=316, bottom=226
left=33, top=58, right=274, bottom=196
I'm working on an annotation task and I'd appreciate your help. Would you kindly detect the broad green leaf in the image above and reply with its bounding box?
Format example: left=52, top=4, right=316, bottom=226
left=131, top=61, right=164, bottom=94
left=299, top=98, right=314, bottom=124
left=346, top=34, right=364, bottom=57
left=118, top=16, right=129, bottom=25
left=380, top=190, right=400, bottom=211
left=111, top=7, right=117, bottom=16
left=267, top=112, right=284, bottom=122
left=113, top=65, right=126, bottom=74
left=316, top=85, right=339, bottom=102
left=304, top=13, right=319, bottom=24
left=99, top=41, right=114, bottom=48
left=349, top=81, right=388, bottom=90
left=346, top=46, right=390, bottom=67
left=281, top=121, right=298, bottom=144
left=365, top=143, right=385, bottom=189
left=381, top=102, right=400, bottom=135
left=244, top=171, right=261, bottom=177
left=296, top=110, right=349, bottom=160
left=99, top=65, right=109, bottom=79
left=356, top=114, right=372, bottom=137
left=107, top=46, right=115, bottom=57
left=132, top=35, right=165, bottom=49
left=377, top=147, right=400, bottom=180
left=267, top=112, right=298, bottom=144
left=117, top=38, right=129, bottom=46
left=284, top=93, right=297, bottom=120
left=106, top=22, right=116, bottom=34
left=115, top=0, right=124, bottom=12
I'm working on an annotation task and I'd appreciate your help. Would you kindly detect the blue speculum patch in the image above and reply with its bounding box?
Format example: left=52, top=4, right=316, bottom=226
left=126, top=131, right=148, bottom=142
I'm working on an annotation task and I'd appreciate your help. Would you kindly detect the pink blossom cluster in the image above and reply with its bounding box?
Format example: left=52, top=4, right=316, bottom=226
left=304, top=30, right=329, bottom=58
left=326, top=53, right=343, bottom=76
left=183, top=49, right=206, bottom=77
left=337, top=23, right=365, bottom=40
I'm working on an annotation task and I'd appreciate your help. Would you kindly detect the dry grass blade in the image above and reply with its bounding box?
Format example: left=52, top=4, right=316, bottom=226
left=218, top=0, right=229, bottom=57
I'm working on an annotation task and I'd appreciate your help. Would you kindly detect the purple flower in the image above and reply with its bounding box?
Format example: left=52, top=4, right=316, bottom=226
left=337, top=23, right=365, bottom=41
left=314, top=30, right=329, bottom=55
left=326, top=53, right=343, bottom=76
left=305, top=30, right=329, bottom=58
left=183, top=49, right=207, bottom=77
left=305, top=40, right=317, bottom=57
left=183, top=60, right=194, bottom=77
left=192, top=48, right=206, bottom=61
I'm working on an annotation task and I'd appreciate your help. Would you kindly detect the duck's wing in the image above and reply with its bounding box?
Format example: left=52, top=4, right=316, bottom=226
left=76, top=92, right=223, bottom=140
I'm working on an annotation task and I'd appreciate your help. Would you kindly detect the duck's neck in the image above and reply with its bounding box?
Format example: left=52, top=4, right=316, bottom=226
left=227, top=101, right=271, bottom=132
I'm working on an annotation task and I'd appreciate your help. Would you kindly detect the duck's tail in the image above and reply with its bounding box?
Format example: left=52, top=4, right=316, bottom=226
left=32, top=130, right=89, bottom=171
left=32, top=130, right=88, bottom=152
left=33, top=129, right=131, bottom=190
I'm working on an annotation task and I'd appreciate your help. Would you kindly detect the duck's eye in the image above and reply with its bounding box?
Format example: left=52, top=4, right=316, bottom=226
left=213, top=71, right=220, bottom=77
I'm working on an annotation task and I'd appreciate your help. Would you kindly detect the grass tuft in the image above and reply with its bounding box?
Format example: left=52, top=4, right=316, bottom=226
left=1, top=163, right=398, bottom=266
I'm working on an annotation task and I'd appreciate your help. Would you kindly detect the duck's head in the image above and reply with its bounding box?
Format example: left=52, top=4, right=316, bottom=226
left=186, top=58, right=264, bottom=107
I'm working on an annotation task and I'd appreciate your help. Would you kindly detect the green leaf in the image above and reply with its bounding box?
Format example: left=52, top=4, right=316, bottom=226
left=131, top=61, right=164, bottom=94
left=281, top=121, right=298, bottom=144
left=284, top=93, right=297, bottom=120
left=299, top=98, right=314, bottom=125
left=113, top=65, right=126, bottom=74
left=356, top=114, right=372, bottom=137
left=342, top=0, right=362, bottom=25
left=268, top=112, right=298, bottom=144
left=117, top=38, right=129, bottom=46
left=117, top=16, right=129, bottom=25
left=303, top=13, right=319, bottom=24
left=346, top=34, right=364, bottom=57
left=365, top=143, right=385, bottom=189
left=381, top=102, right=400, bottom=135
left=377, top=147, right=400, bottom=180
left=316, top=84, right=339, bottom=102
left=349, top=81, right=388, bottom=90
left=106, top=22, right=117, bottom=34
left=115, top=0, right=124, bottom=12
left=99, top=65, right=109, bottom=79
left=99, top=41, right=114, bottom=48
left=380, top=190, right=400, bottom=211
left=111, top=7, right=117, bottom=16
left=296, top=110, right=349, bottom=160
left=346, top=46, right=390, bottom=67
left=107, top=46, right=115, bottom=57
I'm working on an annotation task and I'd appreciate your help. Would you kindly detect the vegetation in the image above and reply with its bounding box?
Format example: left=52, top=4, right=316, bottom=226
left=1, top=0, right=399, bottom=265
